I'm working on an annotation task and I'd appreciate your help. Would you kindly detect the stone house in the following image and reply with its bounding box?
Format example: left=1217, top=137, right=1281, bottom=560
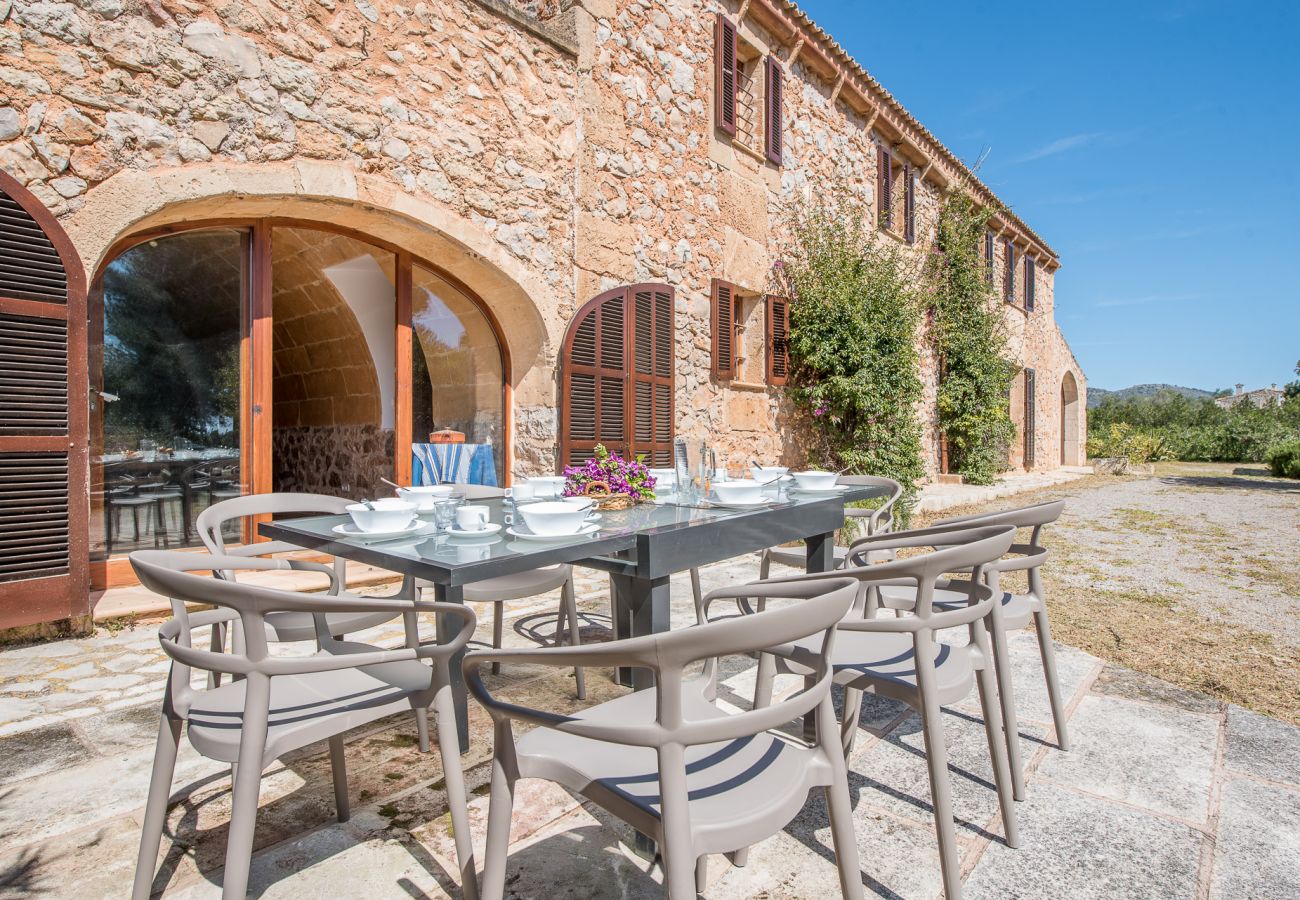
left=1214, top=384, right=1285, bottom=410
left=0, top=0, right=1085, bottom=627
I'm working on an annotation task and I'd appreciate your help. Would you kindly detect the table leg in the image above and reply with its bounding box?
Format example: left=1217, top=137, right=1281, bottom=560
left=804, top=530, right=836, bottom=741
left=610, top=573, right=672, bottom=689
left=433, top=582, right=471, bottom=754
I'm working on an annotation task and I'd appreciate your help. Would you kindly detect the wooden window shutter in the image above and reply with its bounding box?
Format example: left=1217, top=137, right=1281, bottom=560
left=1025, top=256, right=1036, bottom=311
left=877, top=146, right=893, bottom=230
left=764, top=55, right=783, bottom=166
left=1004, top=240, right=1016, bottom=303
left=0, top=171, right=90, bottom=628
left=560, top=283, right=675, bottom=470
left=984, top=231, right=995, bottom=286
left=903, top=162, right=916, bottom=244
left=1023, top=368, right=1036, bottom=469
left=710, top=278, right=736, bottom=380
left=714, top=15, right=738, bottom=136
left=765, top=294, right=790, bottom=386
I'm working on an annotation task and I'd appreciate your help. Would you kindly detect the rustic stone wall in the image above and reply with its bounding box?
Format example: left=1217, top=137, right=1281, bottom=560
left=272, top=423, right=394, bottom=499
left=0, top=0, right=1085, bottom=485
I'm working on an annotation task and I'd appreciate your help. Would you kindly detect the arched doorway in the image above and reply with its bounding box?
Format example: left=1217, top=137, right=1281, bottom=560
left=1061, top=371, right=1080, bottom=465
left=559, top=284, right=675, bottom=469
left=91, top=220, right=509, bottom=573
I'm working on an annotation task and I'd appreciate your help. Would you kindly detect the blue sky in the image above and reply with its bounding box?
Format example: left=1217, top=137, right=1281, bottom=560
left=796, top=0, right=1300, bottom=392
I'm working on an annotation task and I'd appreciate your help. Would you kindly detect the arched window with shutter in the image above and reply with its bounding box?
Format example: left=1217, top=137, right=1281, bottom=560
left=560, top=284, right=675, bottom=469
left=0, top=171, right=89, bottom=629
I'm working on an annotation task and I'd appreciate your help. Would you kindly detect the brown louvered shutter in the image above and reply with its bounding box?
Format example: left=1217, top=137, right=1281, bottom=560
left=560, top=288, right=629, bottom=468
left=715, top=15, right=737, bottom=136
left=903, top=162, right=916, bottom=244
left=764, top=55, right=783, bottom=166
left=710, top=279, right=736, bottom=380
left=877, top=145, right=893, bottom=230
left=560, top=283, right=675, bottom=470
left=0, top=172, right=89, bottom=629
left=1023, top=368, right=1036, bottom=469
left=1025, top=256, right=1036, bottom=311
left=765, top=294, right=790, bottom=386
left=630, top=284, right=675, bottom=466
left=1004, top=240, right=1016, bottom=303
left=984, top=231, right=995, bottom=286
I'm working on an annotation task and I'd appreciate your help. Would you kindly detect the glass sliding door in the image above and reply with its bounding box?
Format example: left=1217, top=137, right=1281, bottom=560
left=410, top=266, right=505, bottom=485
left=95, top=229, right=246, bottom=556
left=270, top=227, right=396, bottom=500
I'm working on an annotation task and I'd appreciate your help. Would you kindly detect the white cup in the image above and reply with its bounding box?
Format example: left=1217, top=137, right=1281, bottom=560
left=527, top=475, right=567, bottom=499
left=455, top=504, right=490, bottom=532
left=504, top=482, right=535, bottom=502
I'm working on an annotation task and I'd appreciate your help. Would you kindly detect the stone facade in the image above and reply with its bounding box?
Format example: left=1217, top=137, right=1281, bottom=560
left=0, top=0, right=1087, bottom=483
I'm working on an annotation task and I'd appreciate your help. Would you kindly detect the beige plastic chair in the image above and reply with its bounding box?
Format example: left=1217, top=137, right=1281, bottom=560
left=196, top=492, right=402, bottom=643
left=466, top=577, right=865, bottom=900
left=422, top=485, right=588, bottom=697
left=883, top=500, right=1071, bottom=800
left=755, top=524, right=1020, bottom=900
left=758, top=475, right=904, bottom=576
left=128, top=550, right=480, bottom=900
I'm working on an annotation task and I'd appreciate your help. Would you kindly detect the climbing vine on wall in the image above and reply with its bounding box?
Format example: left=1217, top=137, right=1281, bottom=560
left=924, top=188, right=1017, bottom=485
left=778, top=181, right=927, bottom=512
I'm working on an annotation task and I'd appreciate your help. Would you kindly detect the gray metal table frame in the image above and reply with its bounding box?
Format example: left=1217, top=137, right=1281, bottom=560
left=260, top=485, right=885, bottom=753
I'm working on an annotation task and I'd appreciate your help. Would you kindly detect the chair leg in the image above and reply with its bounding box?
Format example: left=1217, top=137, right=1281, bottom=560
left=840, top=686, right=864, bottom=759
left=329, top=734, right=350, bottom=823
left=1033, top=608, right=1071, bottom=751
left=973, top=626, right=1020, bottom=849
left=758, top=549, right=771, bottom=580
left=481, top=722, right=516, bottom=900
left=559, top=576, right=585, bottom=700
left=434, top=681, right=479, bottom=900
left=689, top=567, right=702, bottom=608
left=819, top=696, right=865, bottom=900
left=656, top=743, right=698, bottom=899
left=131, top=713, right=182, bottom=900
left=221, top=674, right=271, bottom=900
left=414, top=707, right=431, bottom=754
left=695, top=856, right=709, bottom=894
left=988, top=622, right=1026, bottom=801
left=916, top=673, right=962, bottom=899
left=491, top=601, right=504, bottom=676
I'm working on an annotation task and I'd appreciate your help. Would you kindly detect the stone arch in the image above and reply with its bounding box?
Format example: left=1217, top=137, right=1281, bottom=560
left=1061, top=370, right=1081, bottom=466
left=66, top=161, right=554, bottom=403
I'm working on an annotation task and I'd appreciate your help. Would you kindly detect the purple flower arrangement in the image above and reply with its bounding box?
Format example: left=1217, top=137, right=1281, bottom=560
left=563, top=444, right=656, bottom=501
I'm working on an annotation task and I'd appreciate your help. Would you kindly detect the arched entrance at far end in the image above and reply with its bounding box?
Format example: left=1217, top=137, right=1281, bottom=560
left=1061, top=371, right=1080, bottom=465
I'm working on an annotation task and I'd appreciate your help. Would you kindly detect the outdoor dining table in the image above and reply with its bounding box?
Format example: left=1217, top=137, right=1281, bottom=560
left=260, top=482, right=890, bottom=752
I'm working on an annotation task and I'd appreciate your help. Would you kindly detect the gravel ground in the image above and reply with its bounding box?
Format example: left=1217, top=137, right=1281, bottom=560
left=919, top=461, right=1300, bottom=723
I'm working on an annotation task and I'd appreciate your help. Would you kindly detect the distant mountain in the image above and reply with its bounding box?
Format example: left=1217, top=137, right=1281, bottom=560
left=1087, top=383, right=1215, bottom=409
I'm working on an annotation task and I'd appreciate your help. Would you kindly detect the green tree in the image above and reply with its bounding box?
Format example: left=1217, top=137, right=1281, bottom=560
left=778, top=180, right=927, bottom=513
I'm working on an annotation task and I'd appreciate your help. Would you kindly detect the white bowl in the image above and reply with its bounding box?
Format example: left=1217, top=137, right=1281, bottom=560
left=792, top=470, right=839, bottom=491
left=526, top=475, right=567, bottom=499
left=347, top=500, right=417, bottom=533
left=561, top=496, right=595, bottom=512
left=396, top=484, right=456, bottom=510
left=713, top=479, right=763, bottom=504
left=517, top=501, right=590, bottom=536
left=750, top=465, right=789, bottom=483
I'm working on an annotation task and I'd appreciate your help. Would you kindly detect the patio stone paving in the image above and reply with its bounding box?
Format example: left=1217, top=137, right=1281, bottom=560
left=0, top=557, right=1297, bottom=898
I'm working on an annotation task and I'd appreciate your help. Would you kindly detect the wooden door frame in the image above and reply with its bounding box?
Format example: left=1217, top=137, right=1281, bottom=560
left=88, top=218, right=513, bottom=590
left=0, top=170, right=90, bottom=628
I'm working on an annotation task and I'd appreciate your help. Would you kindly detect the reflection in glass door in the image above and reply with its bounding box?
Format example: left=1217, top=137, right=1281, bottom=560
left=270, top=227, right=396, bottom=501
left=95, top=229, right=245, bottom=556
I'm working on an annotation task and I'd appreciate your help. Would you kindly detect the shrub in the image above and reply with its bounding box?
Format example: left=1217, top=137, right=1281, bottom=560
left=1265, top=440, right=1300, bottom=478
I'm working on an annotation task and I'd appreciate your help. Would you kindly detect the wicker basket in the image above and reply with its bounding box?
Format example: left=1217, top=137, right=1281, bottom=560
left=580, top=480, right=639, bottom=510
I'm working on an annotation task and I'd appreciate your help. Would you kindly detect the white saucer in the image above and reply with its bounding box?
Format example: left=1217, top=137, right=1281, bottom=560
left=447, top=523, right=503, bottom=538
left=708, top=497, right=769, bottom=508
left=333, top=521, right=437, bottom=540
left=505, top=523, right=600, bottom=542
left=790, top=484, right=846, bottom=493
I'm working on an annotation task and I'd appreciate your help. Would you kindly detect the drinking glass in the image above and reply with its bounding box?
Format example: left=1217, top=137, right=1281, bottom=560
left=431, top=497, right=462, bottom=532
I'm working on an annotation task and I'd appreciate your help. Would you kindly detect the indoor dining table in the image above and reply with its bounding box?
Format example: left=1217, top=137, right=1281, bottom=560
left=261, top=481, right=891, bottom=752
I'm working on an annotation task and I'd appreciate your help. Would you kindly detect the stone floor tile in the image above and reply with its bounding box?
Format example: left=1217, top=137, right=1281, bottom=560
left=0, top=723, right=95, bottom=785
left=1223, top=704, right=1300, bottom=787
left=75, top=674, right=147, bottom=692
left=963, top=781, right=1202, bottom=900
left=1092, top=663, right=1223, bottom=715
left=0, top=680, right=48, bottom=694
left=81, top=702, right=167, bottom=754
left=0, top=697, right=41, bottom=724
left=1210, top=776, right=1300, bottom=900
left=0, top=817, right=150, bottom=897
left=950, top=632, right=1098, bottom=729
left=1036, top=694, right=1217, bottom=822
left=44, top=662, right=97, bottom=681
